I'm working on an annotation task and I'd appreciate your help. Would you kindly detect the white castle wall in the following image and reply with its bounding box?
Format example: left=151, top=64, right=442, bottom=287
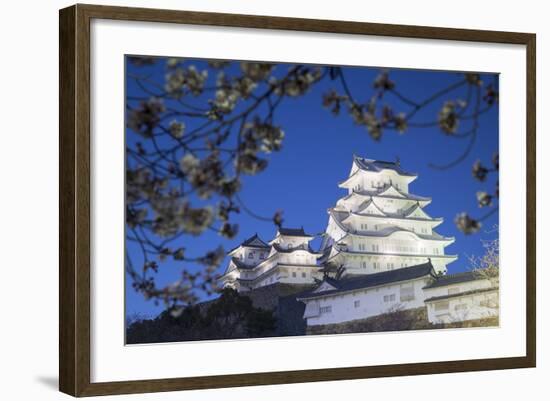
left=425, top=290, right=499, bottom=324
left=301, top=277, right=499, bottom=327
left=301, top=277, right=430, bottom=326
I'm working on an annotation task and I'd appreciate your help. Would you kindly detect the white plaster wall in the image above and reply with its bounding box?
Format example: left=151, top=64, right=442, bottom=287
left=278, top=250, right=317, bottom=265
left=278, top=266, right=321, bottom=285
left=304, top=278, right=430, bottom=326
left=345, top=254, right=433, bottom=274
left=233, top=246, right=270, bottom=265
left=426, top=290, right=499, bottom=324
left=423, top=278, right=494, bottom=300
left=276, top=235, right=310, bottom=248
left=352, top=215, right=435, bottom=235
left=348, top=234, right=448, bottom=258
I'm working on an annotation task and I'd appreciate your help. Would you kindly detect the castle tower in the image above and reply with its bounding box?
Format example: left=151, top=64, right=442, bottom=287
left=219, top=228, right=323, bottom=292
left=319, top=155, right=457, bottom=276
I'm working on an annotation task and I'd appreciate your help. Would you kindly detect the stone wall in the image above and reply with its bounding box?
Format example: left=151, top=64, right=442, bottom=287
left=307, top=307, right=430, bottom=335
left=306, top=307, right=499, bottom=336
left=244, top=283, right=314, bottom=336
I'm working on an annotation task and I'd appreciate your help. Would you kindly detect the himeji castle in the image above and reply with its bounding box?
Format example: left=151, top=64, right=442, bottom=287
left=219, top=156, right=499, bottom=326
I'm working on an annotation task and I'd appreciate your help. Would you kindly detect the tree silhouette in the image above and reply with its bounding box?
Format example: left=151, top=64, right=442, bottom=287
left=126, top=288, right=276, bottom=343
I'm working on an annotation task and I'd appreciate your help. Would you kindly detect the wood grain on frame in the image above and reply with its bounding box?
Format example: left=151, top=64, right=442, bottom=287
left=59, top=3, right=536, bottom=397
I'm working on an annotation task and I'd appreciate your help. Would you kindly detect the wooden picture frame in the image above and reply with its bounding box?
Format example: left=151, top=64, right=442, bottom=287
left=59, top=3, right=536, bottom=397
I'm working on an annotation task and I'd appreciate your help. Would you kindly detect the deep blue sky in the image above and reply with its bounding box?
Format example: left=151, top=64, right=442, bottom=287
left=125, top=57, right=499, bottom=319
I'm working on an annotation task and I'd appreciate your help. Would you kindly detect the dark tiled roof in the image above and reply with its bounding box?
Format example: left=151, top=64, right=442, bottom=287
left=354, top=156, right=417, bottom=177
left=423, top=270, right=483, bottom=289
left=227, top=233, right=271, bottom=255
left=278, top=227, right=311, bottom=237
left=298, top=261, right=435, bottom=299
left=321, top=276, right=341, bottom=287
left=424, top=287, right=498, bottom=302
left=241, top=233, right=270, bottom=247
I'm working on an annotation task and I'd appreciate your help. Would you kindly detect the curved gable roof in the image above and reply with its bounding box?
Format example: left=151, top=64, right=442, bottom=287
left=403, top=203, right=430, bottom=219
left=227, top=233, right=271, bottom=255
left=355, top=199, right=386, bottom=216
left=242, top=234, right=270, bottom=247
left=378, top=184, right=406, bottom=198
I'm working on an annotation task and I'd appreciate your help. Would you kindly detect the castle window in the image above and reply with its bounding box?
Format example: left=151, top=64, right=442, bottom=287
left=354, top=300, right=360, bottom=308
left=260, top=253, right=266, bottom=259
left=387, top=263, right=394, bottom=270
left=302, top=272, right=306, bottom=278
left=434, top=301, right=449, bottom=311
left=400, top=286, right=415, bottom=302
left=383, top=294, right=396, bottom=303
left=248, top=252, right=254, bottom=259
left=292, top=272, right=297, bottom=278
left=373, top=262, right=379, bottom=270
left=320, top=306, right=332, bottom=314
left=362, top=261, right=367, bottom=269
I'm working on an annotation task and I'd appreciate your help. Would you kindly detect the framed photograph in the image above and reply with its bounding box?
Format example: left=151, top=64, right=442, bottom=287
left=59, top=4, right=536, bottom=397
